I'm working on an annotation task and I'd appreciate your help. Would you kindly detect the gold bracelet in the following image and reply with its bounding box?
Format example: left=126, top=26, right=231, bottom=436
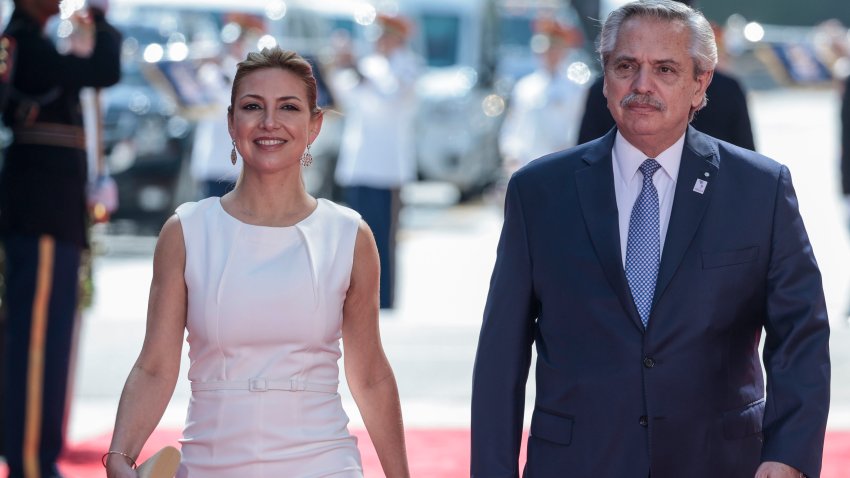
left=101, top=450, right=138, bottom=469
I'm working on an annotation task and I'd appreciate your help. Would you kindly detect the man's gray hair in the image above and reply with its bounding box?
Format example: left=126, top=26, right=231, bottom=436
left=598, top=0, right=717, bottom=78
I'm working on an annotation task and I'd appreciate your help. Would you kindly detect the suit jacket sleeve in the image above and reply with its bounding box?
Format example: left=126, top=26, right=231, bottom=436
left=760, top=165, right=831, bottom=477
left=471, top=176, right=537, bottom=478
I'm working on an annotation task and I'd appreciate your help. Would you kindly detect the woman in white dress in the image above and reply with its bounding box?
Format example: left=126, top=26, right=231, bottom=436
left=105, top=47, right=410, bottom=478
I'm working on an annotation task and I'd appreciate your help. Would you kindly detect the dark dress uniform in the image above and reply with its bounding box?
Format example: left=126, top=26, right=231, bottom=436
left=841, top=75, right=850, bottom=198
left=0, top=6, right=121, bottom=477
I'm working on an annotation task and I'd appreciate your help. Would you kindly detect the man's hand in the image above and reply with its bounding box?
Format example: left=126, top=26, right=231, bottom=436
left=755, top=461, right=804, bottom=478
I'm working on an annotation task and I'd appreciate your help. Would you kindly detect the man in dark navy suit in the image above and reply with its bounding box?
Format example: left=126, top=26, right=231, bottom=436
left=471, top=1, right=830, bottom=477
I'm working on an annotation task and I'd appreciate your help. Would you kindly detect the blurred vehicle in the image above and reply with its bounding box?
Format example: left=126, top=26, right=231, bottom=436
left=396, top=0, right=504, bottom=199
left=99, top=26, right=194, bottom=232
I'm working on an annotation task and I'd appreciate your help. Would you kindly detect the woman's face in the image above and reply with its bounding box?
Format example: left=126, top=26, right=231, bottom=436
left=228, top=68, right=322, bottom=174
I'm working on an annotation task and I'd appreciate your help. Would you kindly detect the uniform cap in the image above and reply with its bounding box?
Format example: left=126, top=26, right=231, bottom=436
left=377, top=13, right=413, bottom=39
left=533, top=17, right=582, bottom=48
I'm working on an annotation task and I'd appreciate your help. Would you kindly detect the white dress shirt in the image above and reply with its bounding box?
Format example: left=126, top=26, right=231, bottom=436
left=612, top=131, right=686, bottom=265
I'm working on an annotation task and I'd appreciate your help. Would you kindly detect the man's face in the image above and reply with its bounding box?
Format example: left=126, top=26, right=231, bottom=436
left=541, top=39, right=569, bottom=72
left=602, top=16, right=711, bottom=156
left=376, top=31, right=405, bottom=55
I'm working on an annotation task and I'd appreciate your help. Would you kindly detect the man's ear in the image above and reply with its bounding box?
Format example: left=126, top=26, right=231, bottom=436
left=693, top=69, right=714, bottom=109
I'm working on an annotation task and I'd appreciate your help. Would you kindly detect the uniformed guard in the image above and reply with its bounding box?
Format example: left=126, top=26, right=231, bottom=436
left=0, top=0, right=121, bottom=476
left=498, top=17, right=589, bottom=171
left=0, top=0, right=16, bottom=459
left=333, top=13, right=421, bottom=309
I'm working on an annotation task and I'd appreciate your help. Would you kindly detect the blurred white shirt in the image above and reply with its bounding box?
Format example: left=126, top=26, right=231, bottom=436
left=334, top=48, right=421, bottom=188
left=499, top=65, right=589, bottom=167
left=190, top=61, right=240, bottom=185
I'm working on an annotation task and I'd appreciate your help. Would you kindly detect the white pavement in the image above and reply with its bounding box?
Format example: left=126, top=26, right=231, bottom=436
left=69, top=86, right=850, bottom=445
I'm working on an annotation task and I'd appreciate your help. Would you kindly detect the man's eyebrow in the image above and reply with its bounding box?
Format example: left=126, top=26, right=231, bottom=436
left=653, top=59, right=683, bottom=67
left=610, top=55, right=684, bottom=67
left=612, top=54, right=637, bottom=63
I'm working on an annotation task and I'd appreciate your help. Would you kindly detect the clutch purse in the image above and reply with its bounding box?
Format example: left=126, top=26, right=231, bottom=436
left=136, top=446, right=181, bottom=478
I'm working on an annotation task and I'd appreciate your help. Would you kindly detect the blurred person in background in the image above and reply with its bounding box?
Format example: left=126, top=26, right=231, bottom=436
left=813, top=19, right=850, bottom=76
left=62, top=8, right=119, bottom=224
left=0, top=0, right=121, bottom=476
left=578, top=1, right=755, bottom=151
left=0, top=0, right=14, bottom=458
left=189, top=15, right=264, bottom=199
left=332, top=13, right=421, bottom=310
left=842, top=74, right=850, bottom=227
left=105, top=47, right=409, bottom=478
left=836, top=23, right=850, bottom=231
left=499, top=17, right=589, bottom=173
left=472, top=1, right=829, bottom=476
left=188, top=57, right=241, bottom=199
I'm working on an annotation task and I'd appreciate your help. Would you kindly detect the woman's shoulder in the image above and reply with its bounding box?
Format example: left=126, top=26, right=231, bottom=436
left=154, top=213, right=187, bottom=262
left=316, top=198, right=362, bottom=225
left=175, top=197, right=219, bottom=221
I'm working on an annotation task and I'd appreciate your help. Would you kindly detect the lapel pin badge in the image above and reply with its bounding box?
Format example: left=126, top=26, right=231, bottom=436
left=693, top=178, right=708, bottom=194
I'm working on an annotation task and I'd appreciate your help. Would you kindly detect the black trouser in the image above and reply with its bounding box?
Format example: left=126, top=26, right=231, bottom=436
left=344, top=186, right=400, bottom=309
left=2, top=234, right=81, bottom=478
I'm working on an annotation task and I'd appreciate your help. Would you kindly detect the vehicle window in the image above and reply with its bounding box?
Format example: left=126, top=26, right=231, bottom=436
left=420, top=13, right=460, bottom=68
left=330, top=18, right=356, bottom=36
left=499, top=16, right=533, bottom=48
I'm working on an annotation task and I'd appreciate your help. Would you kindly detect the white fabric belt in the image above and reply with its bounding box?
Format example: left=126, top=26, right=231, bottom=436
left=190, top=378, right=337, bottom=393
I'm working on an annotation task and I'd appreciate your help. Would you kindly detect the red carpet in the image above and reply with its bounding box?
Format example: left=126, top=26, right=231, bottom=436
left=2, top=429, right=848, bottom=477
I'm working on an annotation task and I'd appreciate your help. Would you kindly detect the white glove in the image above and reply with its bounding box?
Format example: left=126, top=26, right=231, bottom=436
left=87, top=0, right=109, bottom=14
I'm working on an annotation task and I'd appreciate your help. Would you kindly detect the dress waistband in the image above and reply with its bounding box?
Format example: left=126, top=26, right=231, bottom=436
left=190, top=378, right=337, bottom=393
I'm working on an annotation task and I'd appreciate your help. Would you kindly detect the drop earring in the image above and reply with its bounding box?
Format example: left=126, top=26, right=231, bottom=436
left=230, top=140, right=237, bottom=165
left=300, top=143, right=313, bottom=167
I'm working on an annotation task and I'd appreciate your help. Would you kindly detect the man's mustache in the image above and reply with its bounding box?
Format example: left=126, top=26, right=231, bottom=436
left=620, top=93, right=666, bottom=111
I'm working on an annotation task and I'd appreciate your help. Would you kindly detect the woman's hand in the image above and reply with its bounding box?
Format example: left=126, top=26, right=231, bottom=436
left=104, top=453, right=137, bottom=478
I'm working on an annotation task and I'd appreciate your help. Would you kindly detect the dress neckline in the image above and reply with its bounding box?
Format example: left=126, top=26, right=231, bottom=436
left=216, top=197, right=323, bottom=230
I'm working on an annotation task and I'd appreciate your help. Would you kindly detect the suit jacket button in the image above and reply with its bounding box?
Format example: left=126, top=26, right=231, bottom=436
left=643, top=357, right=656, bottom=368
left=639, top=416, right=648, bottom=427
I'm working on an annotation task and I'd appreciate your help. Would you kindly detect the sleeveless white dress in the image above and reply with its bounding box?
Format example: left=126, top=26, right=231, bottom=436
left=174, top=197, right=364, bottom=477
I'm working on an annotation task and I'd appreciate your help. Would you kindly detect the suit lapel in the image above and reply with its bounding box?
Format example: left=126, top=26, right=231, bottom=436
left=653, top=127, right=719, bottom=305
left=575, top=131, right=644, bottom=331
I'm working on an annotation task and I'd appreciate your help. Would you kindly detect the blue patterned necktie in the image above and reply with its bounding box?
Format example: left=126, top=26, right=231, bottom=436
left=625, top=159, right=662, bottom=327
